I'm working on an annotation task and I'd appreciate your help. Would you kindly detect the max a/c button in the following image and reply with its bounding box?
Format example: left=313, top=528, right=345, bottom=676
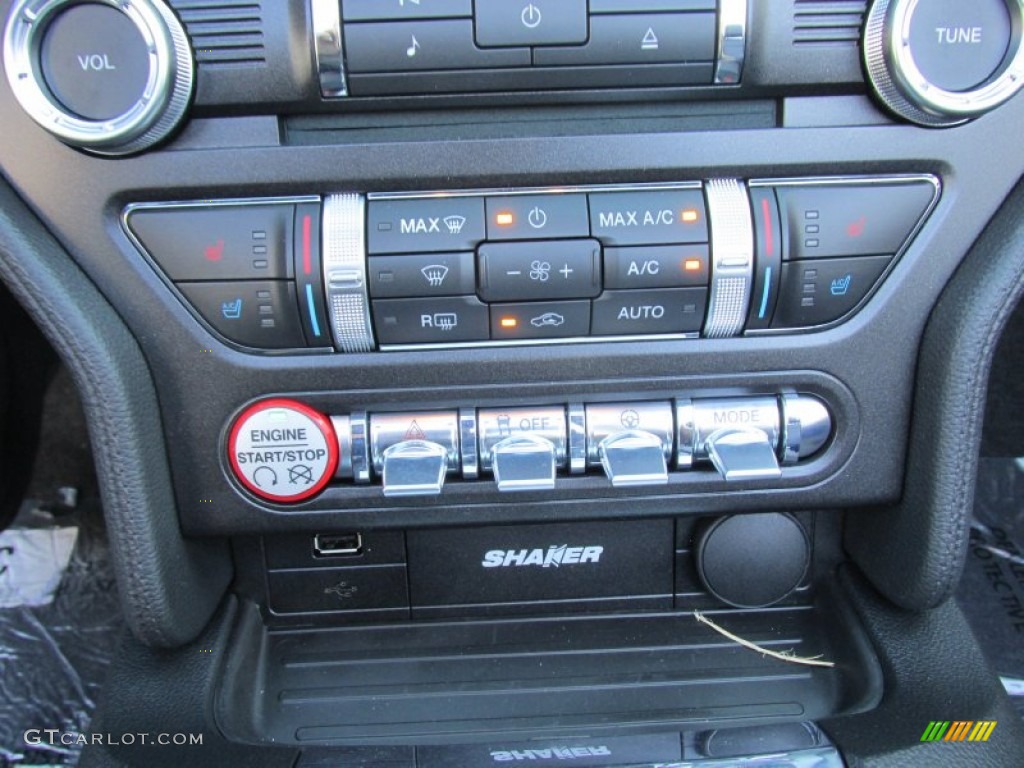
left=592, top=288, right=707, bottom=335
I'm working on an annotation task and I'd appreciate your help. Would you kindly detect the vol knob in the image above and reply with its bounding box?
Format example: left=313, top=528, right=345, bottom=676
left=3, top=0, right=194, bottom=155
left=864, top=0, right=1024, bottom=127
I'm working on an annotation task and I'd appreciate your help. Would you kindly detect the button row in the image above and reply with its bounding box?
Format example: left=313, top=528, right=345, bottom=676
left=225, top=394, right=833, bottom=503
left=125, top=177, right=939, bottom=352
left=339, top=2, right=721, bottom=96
left=372, top=288, right=708, bottom=345
left=367, top=189, right=708, bottom=254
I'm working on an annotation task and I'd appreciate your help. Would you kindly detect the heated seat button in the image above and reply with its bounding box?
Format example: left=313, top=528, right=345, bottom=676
left=534, top=13, right=717, bottom=67
left=589, top=190, right=708, bottom=246
left=367, top=197, right=486, bottom=254
left=177, top=281, right=306, bottom=349
left=344, top=20, right=529, bottom=73
left=485, top=194, right=590, bottom=240
left=127, top=204, right=294, bottom=282
left=603, top=245, right=709, bottom=289
left=773, top=255, right=892, bottom=328
left=478, top=240, right=602, bottom=302
left=474, top=0, right=587, bottom=47
left=490, top=301, right=591, bottom=340
left=372, top=296, right=489, bottom=344
left=775, top=181, right=936, bottom=260
left=227, top=398, right=338, bottom=503
left=592, top=288, right=707, bottom=335
left=368, top=252, right=476, bottom=298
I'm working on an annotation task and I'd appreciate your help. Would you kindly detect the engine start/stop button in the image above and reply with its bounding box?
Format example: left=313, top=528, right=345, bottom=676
left=227, top=398, right=338, bottom=503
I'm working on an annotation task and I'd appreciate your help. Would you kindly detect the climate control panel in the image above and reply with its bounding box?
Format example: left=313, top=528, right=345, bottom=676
left=124, top=176, right=938, bottom=353
left=226, top=393, right=832, bottom=504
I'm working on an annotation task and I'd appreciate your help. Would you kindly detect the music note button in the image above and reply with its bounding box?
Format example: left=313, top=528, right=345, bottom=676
left=343, top=20, right=529, bottom=73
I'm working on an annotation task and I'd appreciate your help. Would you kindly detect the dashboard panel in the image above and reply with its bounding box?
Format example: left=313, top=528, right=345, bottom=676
left=3, top=0, right=1024, bottom=765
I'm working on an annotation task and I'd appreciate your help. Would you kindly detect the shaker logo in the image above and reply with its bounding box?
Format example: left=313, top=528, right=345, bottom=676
left=481, top=545, right=604, bottom=568
left=491, top=746, right=612, bottom=761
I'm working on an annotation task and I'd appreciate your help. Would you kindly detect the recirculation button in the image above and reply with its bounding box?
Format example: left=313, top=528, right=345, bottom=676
left=228, top=399, right=339, bottom=503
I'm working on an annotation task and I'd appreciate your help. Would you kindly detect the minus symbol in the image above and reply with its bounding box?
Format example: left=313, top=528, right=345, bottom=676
left=506, top=270, right=522, bottom=276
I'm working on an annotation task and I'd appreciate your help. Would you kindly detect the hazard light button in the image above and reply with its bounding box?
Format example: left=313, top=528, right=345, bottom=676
left=227, top=399, right=339, bottom=503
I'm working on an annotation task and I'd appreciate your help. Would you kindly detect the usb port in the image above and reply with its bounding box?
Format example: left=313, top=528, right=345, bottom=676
left=313, top=532, right=363, bottom=558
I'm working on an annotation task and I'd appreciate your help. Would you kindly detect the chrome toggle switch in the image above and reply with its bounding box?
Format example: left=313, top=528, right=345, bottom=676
left=705, top=429, right=782, bottom=481
left=370, top=411, right=459, bottom=475
left=380, top=440, right=449, bottom=497
left=598, top=430, right=669, bottom=487
left=491, top=434, right=557, bottom=492
left=478, top=406, right=567, bottom=473
left=677, top=394, right=832, bottom=481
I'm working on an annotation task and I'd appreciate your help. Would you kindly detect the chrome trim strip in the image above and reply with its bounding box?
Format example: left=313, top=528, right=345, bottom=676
left=714, top=0, right=747, bottom=85
left=704, top=178, right=753, bottom=338
left=567, top=403, right=587, bottom=475
left=459, top=407, right=479, bottom=480
left=348, top=411, right=371, bottom=484
left=322, top=193, right=375, bottom=353
left=311, top=0, right=347, bottom=97
left=380, top=332, right=699, bottom=352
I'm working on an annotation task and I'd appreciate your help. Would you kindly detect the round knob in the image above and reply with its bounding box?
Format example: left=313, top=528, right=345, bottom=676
left=864, top=0, right=1024, bottom=126
left=3, top=0, right=193, bottom=155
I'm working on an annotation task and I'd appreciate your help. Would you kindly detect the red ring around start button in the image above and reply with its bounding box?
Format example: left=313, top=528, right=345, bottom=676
left=227, top=398, right=339, bottom=503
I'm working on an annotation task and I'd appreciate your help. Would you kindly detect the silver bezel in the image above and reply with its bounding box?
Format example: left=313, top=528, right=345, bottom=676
left=3, top=0, right=192, bottom=153
left=310, top=0, right=346, bottom=97
left=872, top=0, right=1024, bottom=123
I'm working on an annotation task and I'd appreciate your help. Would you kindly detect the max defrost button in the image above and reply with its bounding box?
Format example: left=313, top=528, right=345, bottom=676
left=228, top=399, right=339, bottom=503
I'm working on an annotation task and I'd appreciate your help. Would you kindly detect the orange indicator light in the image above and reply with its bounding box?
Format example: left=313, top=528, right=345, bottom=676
left=681, top=209, right=700, bottom=224
left=684, top=259, right=703, bottom=272
left=500, top=317, right=518, bottom=328
left=496, top=212, right=515, bottom=226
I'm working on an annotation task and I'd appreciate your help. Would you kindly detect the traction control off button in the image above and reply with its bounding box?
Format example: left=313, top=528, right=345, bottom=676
left=228, top=399, right=339, bottom=503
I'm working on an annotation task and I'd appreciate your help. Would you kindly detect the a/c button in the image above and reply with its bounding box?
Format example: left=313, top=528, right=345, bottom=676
left=592, top=288, right=707, bottom=335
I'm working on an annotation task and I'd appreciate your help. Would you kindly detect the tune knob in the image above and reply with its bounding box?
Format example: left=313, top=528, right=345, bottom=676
left=3, top=0, right=193, bottom=154
left=864, top=0, right=1024, bottom=126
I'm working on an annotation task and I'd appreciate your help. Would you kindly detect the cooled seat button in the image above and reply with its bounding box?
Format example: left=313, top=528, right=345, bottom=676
left=177, top=280, right=306, bottom=349
left=227, top=399, right=338, bottom=503
left=772, top=255, right=891, bottom=328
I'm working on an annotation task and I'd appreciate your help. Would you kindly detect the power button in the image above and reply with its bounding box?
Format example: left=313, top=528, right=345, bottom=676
left=227, top=399, right=339, bottom=503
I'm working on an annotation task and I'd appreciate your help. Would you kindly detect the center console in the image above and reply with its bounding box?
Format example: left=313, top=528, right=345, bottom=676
left=4, top=0, right=1024, bottom=765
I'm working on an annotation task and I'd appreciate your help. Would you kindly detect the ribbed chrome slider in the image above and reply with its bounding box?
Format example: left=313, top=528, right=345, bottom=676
left=704, top=179, right=754, bottom=338
left=322, top=194, right=376, bottom=353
